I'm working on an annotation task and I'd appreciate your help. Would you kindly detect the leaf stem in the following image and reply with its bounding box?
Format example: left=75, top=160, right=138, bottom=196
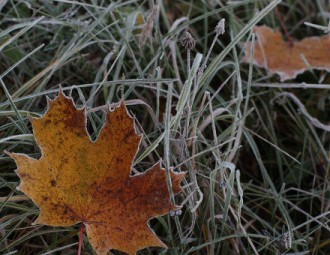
left=77, top=224, right=85, bottom=255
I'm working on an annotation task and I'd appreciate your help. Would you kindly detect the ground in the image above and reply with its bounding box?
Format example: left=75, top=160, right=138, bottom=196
left=0, top=1, right=329, bottom=255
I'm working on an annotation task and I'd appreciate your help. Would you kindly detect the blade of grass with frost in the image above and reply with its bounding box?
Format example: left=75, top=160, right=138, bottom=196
left=156, top=67, right=161, bottom=121
left=252, top=82, right=330, bottom=89
left=0, top=78, right=29, bottom=134
left=243, top=130, right=295, bottom=233
left=165, top=0, right=255, bottom=38
left=0, top=17, right=44, bottom=52
left=135, top=133, right=164, bottom=164
left=273, top=92, right=330, bottom=132
left=307, top=123, right=330, bottom=162
left=198, top=0, right=281, bottom=91
left=0, top=79, right=176, bottom=108
left=88, top=5, right=132, bottom=99
left=2, top=252, right=18, bottom=255
left=0, top=227, right=71, bottom=253
left=0, top=111, right=39, bottom=117
left=0, top=44, right=44, bottom=80
left=38, top=230, right=79, bottom=255
left=14, top=7, right=118, bottom=99
left=209, top=164, right=227, bottom=243
left=244, top=33, right=255, bottom=116
left=122, top=99, right=159, bottom=125
left=0, top=134, right=34, bottom=144
left=12, top=41, right=94, bottom=99
left=163, top=83, right=182, bottom=251
left=184, top=234, right=250, bottom=254
left=52, top=0, right=138, bottom=11
left=0, top=39, right=44, bottom=135
left=110, top=11, right=143, bottom=77
left=225, top=32, right=244, bottom=163
left=219, top=162, right=235, bottom=236
left=75, top=88, right=100, bottom=139
left=171, top=53, right=202, bottom=130
left=173, top=138, right=235, bottom=171
left=0, top=214, right=30, bottom=252
left=236, top=170, right=243, bottom=227
left=40, top=243, right=78, bottom=255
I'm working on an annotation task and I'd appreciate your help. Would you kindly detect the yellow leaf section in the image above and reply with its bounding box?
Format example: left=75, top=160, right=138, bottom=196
left=243, top=25, right=330, bottom=81
left=7, top=91, right=185, bottom=255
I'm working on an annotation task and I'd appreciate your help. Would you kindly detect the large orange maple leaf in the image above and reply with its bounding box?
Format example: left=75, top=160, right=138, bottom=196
left=7, top=91, right=185, bottom=255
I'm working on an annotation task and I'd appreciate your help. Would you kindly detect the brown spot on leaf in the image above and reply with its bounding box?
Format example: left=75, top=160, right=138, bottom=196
left=42, top=195, right=49, bottom=201
left=50, top=179, right=57, bottom=187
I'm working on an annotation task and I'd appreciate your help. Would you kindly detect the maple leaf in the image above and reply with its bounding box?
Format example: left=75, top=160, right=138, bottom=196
left=6, top=91, right=185, bottom=255
left=242, top=25, right=330, bottom=81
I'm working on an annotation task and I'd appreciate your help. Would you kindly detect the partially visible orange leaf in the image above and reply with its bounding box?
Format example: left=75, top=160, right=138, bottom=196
left=243, top=25, right=330, bottom=81
left=6, top=91, right=185, bottom=255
